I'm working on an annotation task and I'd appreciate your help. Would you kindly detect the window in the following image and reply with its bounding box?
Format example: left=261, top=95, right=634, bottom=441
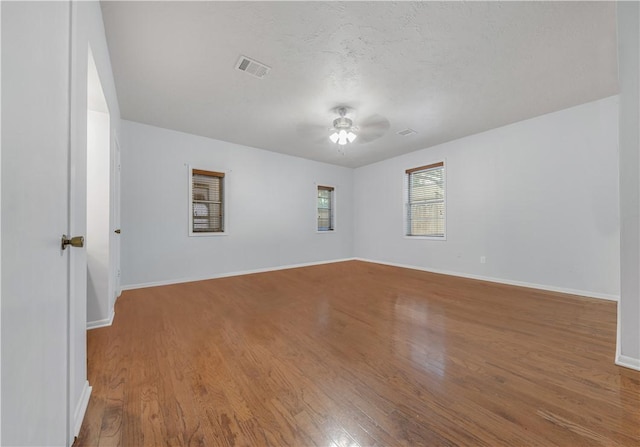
left=317, top=185, right=334, bottom=231
left=190, top=169, right=224, bottom=234
left=406, top=162, right=445, bottom=238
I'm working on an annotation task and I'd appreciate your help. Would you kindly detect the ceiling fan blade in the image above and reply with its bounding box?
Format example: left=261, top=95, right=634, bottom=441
left=356, top=114, right=390, bottom=143
left=359, top=114, right=391, bottom=131
left=296, top=122, right=331, bottom=141
left=296, top=122, right=337, bottom=145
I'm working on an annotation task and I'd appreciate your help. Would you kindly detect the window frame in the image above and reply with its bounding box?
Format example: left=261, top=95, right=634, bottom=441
left=316, top=184, right=336, bottom=233
left=188, top=166, right=227, bottom=237
left=404, top=161, right=447, bottom=240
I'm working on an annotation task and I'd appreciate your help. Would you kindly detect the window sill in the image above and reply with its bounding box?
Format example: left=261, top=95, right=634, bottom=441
left=317, top=230, right=336, bottom=234
left=404, top=235, right=446, bottom=241
left=189, top=232, right=228, bottom=237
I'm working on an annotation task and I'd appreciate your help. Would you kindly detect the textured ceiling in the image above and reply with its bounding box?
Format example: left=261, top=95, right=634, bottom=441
left=101, top=1, right=618, bottom=168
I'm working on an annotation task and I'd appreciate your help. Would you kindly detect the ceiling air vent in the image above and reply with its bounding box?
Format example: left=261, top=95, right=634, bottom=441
left=397, top=128, right=417, bottom=136
left=235, top=55, right=270, bottom=79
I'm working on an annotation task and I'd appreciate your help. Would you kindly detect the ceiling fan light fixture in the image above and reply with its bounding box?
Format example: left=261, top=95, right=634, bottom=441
left=330, top=107, right=358, bottom=146
left=339, top=129, right=349, bottom=145
left=330, top=129, right=348, bottom=145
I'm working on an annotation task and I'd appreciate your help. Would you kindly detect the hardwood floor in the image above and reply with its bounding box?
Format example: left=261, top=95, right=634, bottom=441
left=75, top=261, right=640, bottom=446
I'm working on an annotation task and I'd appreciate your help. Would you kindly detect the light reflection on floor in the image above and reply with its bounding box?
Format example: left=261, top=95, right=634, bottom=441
left=394, top=294, right=447, bottom=379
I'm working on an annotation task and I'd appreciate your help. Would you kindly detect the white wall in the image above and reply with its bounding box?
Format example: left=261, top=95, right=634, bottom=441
left=120, top=120, right=353, bottom=287
left=354, top=96, right=620, bottom=300
left=617, top=2, right=640, bottom=370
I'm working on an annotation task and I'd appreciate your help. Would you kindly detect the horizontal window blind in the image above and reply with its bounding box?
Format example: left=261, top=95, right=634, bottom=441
left=317, top=186, right=334, bottom=231
left=406, top=162, right=445, bottom=237
left=192, top=169, right=224, bottom=233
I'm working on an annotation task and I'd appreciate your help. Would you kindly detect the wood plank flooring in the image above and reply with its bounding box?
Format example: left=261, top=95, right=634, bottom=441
left=75, top=260, right=640, bottom=446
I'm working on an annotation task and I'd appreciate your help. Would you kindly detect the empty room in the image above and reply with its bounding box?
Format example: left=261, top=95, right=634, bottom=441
left=2, top=1, right=640, bottom=446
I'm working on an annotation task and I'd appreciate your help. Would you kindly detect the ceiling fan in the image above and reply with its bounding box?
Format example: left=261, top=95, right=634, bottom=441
left=328, top=106, right=390, bottom=147
left=296, top=106, right=390, bottom=153
left=330, top=107, right=357, bottom=145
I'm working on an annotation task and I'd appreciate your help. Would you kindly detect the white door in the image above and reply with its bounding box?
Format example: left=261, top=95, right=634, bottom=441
left=2, top=1, right=82, bottom=445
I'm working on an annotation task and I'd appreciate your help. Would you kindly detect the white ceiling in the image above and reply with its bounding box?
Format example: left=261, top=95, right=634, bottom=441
left=101, top=1, right=618, bottom=168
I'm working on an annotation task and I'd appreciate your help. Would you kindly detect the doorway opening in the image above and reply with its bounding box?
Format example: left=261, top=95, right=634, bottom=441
left=86, top=46, right=112, bottom=325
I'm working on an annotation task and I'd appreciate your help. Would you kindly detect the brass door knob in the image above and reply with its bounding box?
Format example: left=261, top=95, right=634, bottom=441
left=61, top=235, right=84, bottom=250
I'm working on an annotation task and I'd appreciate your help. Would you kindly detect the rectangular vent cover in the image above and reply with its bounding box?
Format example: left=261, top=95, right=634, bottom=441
left=398, top=128, right=417, bottom=136
left=235, top=55, right=270, bottom=79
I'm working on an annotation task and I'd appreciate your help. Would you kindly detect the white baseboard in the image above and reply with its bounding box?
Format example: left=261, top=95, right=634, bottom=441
left=120, top=257, right=618, bottom=302
left=616, top=300, right=622, bottom=369
left=354, top=258, right=619, bottom=302
left=120, top=257, right=357, bottom=291
left=616, top=354, right=640, bottom=371
left=87, top=307, right=115, bottom=330
left=73, top=380, right=92, bottom=437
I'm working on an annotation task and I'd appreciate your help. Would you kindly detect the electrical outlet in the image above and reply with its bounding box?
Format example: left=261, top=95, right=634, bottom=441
left=480, top=256, right=486, bottom=264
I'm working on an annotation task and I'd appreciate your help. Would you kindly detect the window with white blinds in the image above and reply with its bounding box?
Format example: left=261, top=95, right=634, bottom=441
left=406, top=162, right=445, bottom=237
left=317, top=185, right=334, bottom=231
left=191, top=169, right=224, bottom=234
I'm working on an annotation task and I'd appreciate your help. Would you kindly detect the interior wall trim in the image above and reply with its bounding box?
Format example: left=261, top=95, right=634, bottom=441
left=616, top=354, right=640, bottom=371
left=86, top=307, right=115, bottom=330
left=120, top=257, right=358, bottom=291
left=354, top=258, right=619, bottom=302
left=72, top=381, right=92, bottom=437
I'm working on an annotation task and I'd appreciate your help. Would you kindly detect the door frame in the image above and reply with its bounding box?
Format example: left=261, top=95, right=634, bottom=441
left=68, top=1, right=91, bottom=442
